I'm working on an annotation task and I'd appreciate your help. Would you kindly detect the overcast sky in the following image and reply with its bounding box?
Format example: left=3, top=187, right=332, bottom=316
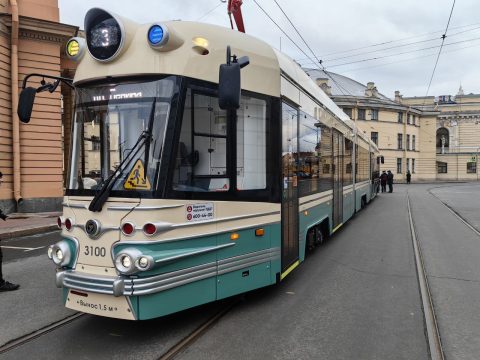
left=58, top=0, right=480, bottom=99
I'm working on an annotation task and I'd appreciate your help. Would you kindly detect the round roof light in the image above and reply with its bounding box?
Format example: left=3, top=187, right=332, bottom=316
left=147, top=24, right=169, bottom=48
left=85, top=8, right=125, bottom=62
left=66, top=37, right=86, bottom=61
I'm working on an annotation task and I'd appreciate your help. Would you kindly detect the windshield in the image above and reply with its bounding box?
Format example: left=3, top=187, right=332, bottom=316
left=67, top=77, right=178, bottom=194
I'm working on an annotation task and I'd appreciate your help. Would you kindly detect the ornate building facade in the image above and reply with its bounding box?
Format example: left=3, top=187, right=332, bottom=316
left=307, top=69, right=480, bottom=182
left=0, top=0, right=77, bottom=213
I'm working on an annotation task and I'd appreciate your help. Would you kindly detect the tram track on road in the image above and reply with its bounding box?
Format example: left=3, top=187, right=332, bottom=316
left=407, top=192, right=445, bottom=360
left=157, top=299, right=239, bottom=360
left=0, top=312, right=85, bottom=355
left=428, top=187, right=480, bottom=238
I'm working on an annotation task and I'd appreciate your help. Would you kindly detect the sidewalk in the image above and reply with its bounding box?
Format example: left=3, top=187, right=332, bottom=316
left=0, top=212, right=60, bottom=240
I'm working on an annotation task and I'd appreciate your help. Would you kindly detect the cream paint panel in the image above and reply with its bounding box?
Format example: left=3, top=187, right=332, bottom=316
left=299, top=196, right=332, bottom=212
left=63, top=197, right=140, bottom=268
left=74, top=21, right=280, bottom=97
left=281, top=76, right=300, bottom=105
left=66, top=290, right=135, bottom=320
left=300, top=190, right=333, bottom=204
left=119, top=198, right=280, bottom=242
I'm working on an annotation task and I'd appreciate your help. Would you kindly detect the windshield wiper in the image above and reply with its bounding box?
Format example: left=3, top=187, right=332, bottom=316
left=88, top=100, right=156, bottom=212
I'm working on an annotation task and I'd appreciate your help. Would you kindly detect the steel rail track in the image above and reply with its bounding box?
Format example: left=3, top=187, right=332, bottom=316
left=428, top=188, right=480, bottom=237
left=407, top=192, right=444, bottom=360
left=158, top=300, right=238, bottom=360
left=0, top=312, right=85, bottom=355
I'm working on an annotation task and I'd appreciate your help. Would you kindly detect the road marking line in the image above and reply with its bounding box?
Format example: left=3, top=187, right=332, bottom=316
left=0, top=245, right=44, bottom=251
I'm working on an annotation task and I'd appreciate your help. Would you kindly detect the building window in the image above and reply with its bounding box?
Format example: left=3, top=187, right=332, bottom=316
left=412, top=158, right=415, bottom=173
left=371, top=109, right=378, bottom=120
left=437, top=161, right=447, bottom=174
left=406, top=158, right=410, bottom=172
left=412, top=135, right=416, bottom=150
left=412, top=115, right=416, bottom=125
left=343, top=108, right=352, bottom=118
left=91, top=135, right=100, bottom=151
left=397, top=158, right=402, bottom=174
left=407, top=114, right=411, bottom=124
left=397, top=133, right=403, bottom=150
left=358, top=109, right=366, bottom=120
left=398, top=112, right=403, bottom=123
left=467, top=162, right=477, bottom=173
left=371, top=131, right=378, bottom=145
left=407, top=134, right=411, bottom=150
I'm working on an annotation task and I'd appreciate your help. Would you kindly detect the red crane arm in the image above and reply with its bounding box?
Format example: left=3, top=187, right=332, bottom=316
left=228, top=0, right=245, bottom=33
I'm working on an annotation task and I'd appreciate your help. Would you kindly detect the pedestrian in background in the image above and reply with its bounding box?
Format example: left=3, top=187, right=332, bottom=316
left=380, top=170, right=387, bottom=193
left=387, top=170, right=394, bottom=193
left=0, top=171, right=19, bottom=291
left=406, top=170, right=411, bottom=184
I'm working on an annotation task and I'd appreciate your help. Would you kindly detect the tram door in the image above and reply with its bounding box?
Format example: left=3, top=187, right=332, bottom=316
left=281, top=103, right=299, bottom=271
left=332, top=130, right=343, bottom=228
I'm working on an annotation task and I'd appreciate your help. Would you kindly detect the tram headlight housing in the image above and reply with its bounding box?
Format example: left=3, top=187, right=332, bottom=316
left=49, top=241, right=72, bottom=267
left=114, top=248, right=154, bottom=275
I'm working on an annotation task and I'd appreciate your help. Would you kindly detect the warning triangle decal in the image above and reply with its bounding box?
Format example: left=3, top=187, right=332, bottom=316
left=124, top=159, right=151, bottom=190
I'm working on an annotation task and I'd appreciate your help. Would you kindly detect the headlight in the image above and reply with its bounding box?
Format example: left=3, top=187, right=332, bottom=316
left=114, top=248, right=142, bottom=275
left=114, top=248, right=153, bottom=275
left=121, top=255, right=132, bottom=268
left=135, top=255, right=154, bottom=271
left=50, top=241, right=72, bottom=267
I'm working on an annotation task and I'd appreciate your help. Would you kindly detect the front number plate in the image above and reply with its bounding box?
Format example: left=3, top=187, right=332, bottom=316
left=66, top=290, right=135, bottom=320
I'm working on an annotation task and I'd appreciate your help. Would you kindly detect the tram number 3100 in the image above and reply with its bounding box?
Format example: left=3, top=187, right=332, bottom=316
left=84, top=246, right=106, bottom=257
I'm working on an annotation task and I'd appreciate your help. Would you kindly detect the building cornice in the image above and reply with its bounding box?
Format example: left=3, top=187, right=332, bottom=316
left=0, top=14, right=78, bottom=43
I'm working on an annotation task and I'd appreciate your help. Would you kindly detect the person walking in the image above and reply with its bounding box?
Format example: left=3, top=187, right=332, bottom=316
left=387, top=170, right=394, bottom=193
left=406, top=170, right=411, bottom=184
left=0, top=171, right=19, bottom=291
left=380, top=170, right=387, bottom=193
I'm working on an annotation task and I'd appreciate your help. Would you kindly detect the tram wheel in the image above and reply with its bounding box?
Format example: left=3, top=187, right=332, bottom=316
left=307, top=228, right=316, bottom=252
left=315, top=226, right=324, bottom=246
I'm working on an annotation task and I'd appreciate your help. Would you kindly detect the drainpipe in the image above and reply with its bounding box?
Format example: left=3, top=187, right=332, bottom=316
left=10, top=0, right=22, bottom=208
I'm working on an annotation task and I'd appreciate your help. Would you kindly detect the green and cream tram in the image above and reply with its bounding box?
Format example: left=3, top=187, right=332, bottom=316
left=18, top=8, right=380, bottom=320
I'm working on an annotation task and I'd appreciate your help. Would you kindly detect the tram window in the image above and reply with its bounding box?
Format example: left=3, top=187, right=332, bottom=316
left=344, top=138, right=353, bottom=185
left=356, top=146, right=369, bottom=182
left=237, top=96, right=267, bottom=190
left=298, top=111, right=332, bottom=196
left=172, top=89, right=229, bottom=192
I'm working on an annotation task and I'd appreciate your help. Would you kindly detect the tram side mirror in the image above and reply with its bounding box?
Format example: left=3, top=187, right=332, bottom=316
left=219, top=46, right=249, bottom=110
left=377, top=156, right=385, bottom=164
left=17, top=87, right=37, bottom=123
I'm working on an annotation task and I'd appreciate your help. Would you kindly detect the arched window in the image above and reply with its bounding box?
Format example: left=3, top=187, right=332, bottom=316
left=436, top=127, right=449, bottom=150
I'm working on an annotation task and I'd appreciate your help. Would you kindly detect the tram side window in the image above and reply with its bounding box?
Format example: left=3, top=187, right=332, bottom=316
left=344, top=138, right=353, bottom=185
left=237, top=96, right=267, bottom=190
left=356, top=146, right=369, bottom=182
left=172, top=88, right=229, bottom=192
left=298, top=111, right=332, bottom=196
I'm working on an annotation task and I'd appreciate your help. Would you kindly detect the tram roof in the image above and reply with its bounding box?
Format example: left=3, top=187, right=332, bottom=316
left=73, top=20, right=281, bottom=98
left=72, top=16, right=376, bottom=151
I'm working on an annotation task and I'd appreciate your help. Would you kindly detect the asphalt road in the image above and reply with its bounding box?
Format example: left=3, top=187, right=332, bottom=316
left=1, top=183, right=480, bottom=359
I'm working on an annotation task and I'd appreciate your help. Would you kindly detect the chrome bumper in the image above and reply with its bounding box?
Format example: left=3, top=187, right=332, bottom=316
left=56, top=247, right=280, bottom=297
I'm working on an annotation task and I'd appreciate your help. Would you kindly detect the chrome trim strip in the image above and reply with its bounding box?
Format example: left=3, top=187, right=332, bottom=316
left=63, top=203, right=87, bottom=209
left=59, top=247, right=281, bottom=297
left=300, top=194, right=332, bottom=207
left=154, top=243, right=235, bottom=266
left=108, top=204, right=184, bottom=211
left=169, top=210, right=281, bottom=230
left=112, top=221, right=281, bottom=247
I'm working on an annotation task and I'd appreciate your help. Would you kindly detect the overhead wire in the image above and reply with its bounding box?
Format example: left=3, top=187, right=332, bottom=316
left=196, top=1, right=224, bottom=21
left=259, top=0, right=358, bottom=106
left=296, top=25, right=480, bottom=65
left=294, top=21, right=480, bottom=62
left=423, top=0, right=456, bottom=102
left=298, top=36, right=480, bottom=69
